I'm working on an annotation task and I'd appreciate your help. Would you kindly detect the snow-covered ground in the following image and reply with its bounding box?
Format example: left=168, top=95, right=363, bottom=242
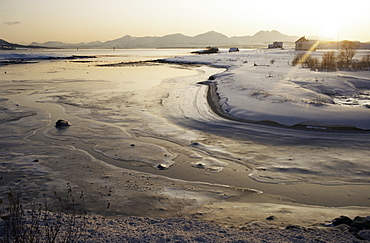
left=163, top=49, right=370, bottom=130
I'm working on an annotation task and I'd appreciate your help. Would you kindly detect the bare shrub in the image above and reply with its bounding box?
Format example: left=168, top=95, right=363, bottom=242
left=0, top=185, right=106, bottom=243
left=336, top=51, right=346, bottom=70
left=292, top=53, right=305, bottom=66
left=308, top=95, right=332, bottom=106
left=292, top=42, right=367, bottom=72
left=292, top=53, right=319, bottom=69
left=340, top=41, right=358, bottom=69
left=359, top=55, right=370, bottom=70
left=306, top=57, right=319, bottom=69
left=321, top=51, right=337, bottom=71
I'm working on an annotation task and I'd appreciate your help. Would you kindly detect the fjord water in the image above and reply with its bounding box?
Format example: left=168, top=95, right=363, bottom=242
left=0, top=48, right=195, bottom=90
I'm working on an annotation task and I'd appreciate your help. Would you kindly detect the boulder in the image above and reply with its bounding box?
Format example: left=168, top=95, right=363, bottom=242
left=332, top=215, right=370, bottom=240
left=332, top=216, right=353, bottom=226
left=358, top=230, right=370, bottom=241
left=157, top=164, right=169, bottom=170
left=55, top=119, right=71, bottom=128
left=266, top=216, right=276, bottom=221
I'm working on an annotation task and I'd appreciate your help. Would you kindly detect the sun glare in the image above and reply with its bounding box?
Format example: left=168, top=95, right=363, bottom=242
left=315, top=3, right=344, bottom=40
left=320, top=22, right=340, bottom=40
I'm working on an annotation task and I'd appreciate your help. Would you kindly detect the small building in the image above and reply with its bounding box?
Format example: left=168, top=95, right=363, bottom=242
left=229, top=47, right=239, bottom=52
left=295, top=36, right=317, bottom=51
left=268, top=42, right=283, bottom=49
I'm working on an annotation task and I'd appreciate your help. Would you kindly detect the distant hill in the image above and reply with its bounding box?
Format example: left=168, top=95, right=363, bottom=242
left=0, top=39, right=50, bottom=50
left=251, top=30, right=297, bottom=42
left=29, top=30, right=300, bottom=49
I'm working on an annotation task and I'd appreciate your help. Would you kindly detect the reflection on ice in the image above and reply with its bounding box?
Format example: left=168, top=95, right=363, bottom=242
left=248, top=147, right=370, bottom=185
left=45, top=119, right=132, bottom=142
left=94, top=141, right=176, bottom=168
left=162, top=187, right=229, bottom=204
left=44, top=117, right=177, bottom=168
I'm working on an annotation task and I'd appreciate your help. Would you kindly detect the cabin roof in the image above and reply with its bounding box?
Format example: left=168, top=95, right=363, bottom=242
left=295, top=36, right=308, bottom=43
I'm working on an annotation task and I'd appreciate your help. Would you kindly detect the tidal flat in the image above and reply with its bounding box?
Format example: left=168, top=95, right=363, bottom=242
left=1, top=49, right=369, bottom=232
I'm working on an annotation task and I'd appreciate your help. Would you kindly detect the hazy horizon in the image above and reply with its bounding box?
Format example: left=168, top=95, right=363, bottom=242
left=8, top=30, right=356, bottom=45
left=2, top=0, right=370, bottom=44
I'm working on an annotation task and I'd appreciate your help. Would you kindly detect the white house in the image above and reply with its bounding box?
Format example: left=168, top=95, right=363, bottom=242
left=295, top=36, right=317, bottom=51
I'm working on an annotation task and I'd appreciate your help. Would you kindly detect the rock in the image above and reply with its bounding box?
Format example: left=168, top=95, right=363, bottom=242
left=208, top=75, right=216, bottom=81
left=331, top=215, right=370, bottom=241
left=352, top=216, right=370, bottom=231
left=157, top=164, right=169, bottom=170
left=334, top=224, right=351, bottom=231
left=55, top=119, right=71, bottom=128
left=358, top=230, right=370, bottom=241
left=332, top=216, right=353, bottom=226
left=353, top=216, right=367, bottom=224
left=193, top=162, right=206, bottom=169
left=332, top=215, right=370, bottom=230
left=285, top=225, right=305, bottom=230
left=266, top=216, right=276, bottom=221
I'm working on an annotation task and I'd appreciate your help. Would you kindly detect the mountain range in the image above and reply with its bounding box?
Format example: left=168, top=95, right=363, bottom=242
left=0, top=39, right=50, bottom=50
left=27, top=30, right=300, bottom=49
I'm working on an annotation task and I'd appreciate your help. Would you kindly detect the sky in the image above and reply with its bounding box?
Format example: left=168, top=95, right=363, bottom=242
left=1, top=0, right=370, bottom=44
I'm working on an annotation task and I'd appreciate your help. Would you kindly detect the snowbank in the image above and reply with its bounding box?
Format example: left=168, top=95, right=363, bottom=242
left=163, top=49, right=370, bottom=130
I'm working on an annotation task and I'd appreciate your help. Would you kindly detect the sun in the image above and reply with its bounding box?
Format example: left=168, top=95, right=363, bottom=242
left=314, top=1, right=348, bottom=40
left=320, top=21, right=341, bottom=40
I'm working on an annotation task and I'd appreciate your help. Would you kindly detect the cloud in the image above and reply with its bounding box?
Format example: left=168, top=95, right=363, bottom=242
left=4, top=21, right=21, bottom=25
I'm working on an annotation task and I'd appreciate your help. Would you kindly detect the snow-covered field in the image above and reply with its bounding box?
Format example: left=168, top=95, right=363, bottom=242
left=163, top=49, right=370, bottom=130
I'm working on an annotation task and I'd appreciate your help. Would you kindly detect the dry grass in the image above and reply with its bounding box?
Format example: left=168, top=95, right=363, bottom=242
left=0, top=185, right=108, bottom=243
left=250, top=89, right=272, bottom=99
